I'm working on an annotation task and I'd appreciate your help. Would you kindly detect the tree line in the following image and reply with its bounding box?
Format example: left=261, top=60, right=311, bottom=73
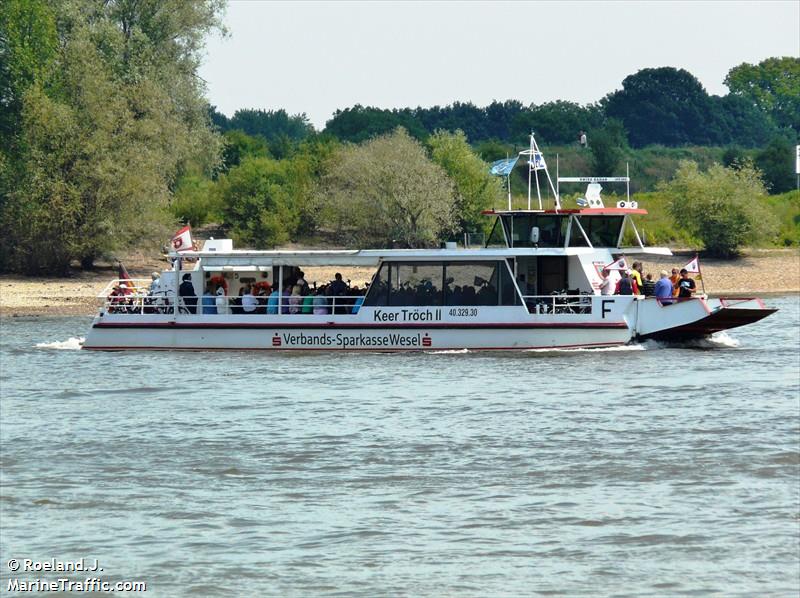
left=210, top=59, right=799, bottom=150
left=1, top=0, right=797, bottom=274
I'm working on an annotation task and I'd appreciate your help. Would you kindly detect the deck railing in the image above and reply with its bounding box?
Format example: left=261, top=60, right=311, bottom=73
left=521, top=293, right=594, bottom=315
left=100, top=287, right=366, bottom=316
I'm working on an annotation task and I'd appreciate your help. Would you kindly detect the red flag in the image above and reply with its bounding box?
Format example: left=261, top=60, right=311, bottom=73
left=117, top=262, right=134, bottom=295
left=171, top=226, right=193, bottom=253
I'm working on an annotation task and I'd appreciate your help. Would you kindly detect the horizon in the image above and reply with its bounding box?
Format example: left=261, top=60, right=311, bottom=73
left=199, top=1, right=800, bottom=129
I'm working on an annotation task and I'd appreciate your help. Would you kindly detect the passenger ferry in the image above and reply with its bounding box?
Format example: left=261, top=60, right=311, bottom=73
left=83, top=136, right=776, bottom=351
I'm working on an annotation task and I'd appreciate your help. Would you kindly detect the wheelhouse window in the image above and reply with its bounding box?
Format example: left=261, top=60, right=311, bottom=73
left=485, top=218, right=507, bottom=247
left=505, top=215, right=567, bottom=247
left=569, top=216, right=624, bottom=247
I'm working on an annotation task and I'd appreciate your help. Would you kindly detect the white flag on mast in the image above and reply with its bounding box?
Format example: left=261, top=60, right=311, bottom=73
left=682, top=255, right=700, bottom=274
left=604, top=256, right=628, bottom=271
left=171, top=226, right=193, bottom=253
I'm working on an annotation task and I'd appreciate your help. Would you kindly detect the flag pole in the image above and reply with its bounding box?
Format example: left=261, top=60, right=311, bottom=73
left=697, top=254, right=706, bottom=296
left=506, top=153, right=512, bottom=210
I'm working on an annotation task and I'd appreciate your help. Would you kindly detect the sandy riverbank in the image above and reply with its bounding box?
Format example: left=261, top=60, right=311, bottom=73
left=0, top=249, right=797, bottom=317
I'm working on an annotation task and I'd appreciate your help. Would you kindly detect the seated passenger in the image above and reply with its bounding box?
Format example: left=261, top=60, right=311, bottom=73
left=301, top=291, right=314, bottom=314
left=296, top=270, right=310, bottom=296
left=462, top=286, right=477, bottom=305
left=281, top=284, right=291, bottom=314
left=313, top=285, right=329, bottom=315
left=215, top=285, right=229, bottom=315
left=201, top=288, right=217, bottom=315
left=267, top=289, right=280, bottom=314
left=289, top=285, right=303, bottom=314
left=477, top=283, right=496, bottom=305
left=241, top=285, right=258, bottom=314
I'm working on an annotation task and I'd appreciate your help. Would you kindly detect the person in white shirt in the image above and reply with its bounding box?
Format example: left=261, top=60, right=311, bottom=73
left=241, top=286, right=258, bottom=314
left=599, top=269, right=614, bottom=295
left=215, top=285, right=229, bottom=315
left=149, top=271, right=161, bottom=294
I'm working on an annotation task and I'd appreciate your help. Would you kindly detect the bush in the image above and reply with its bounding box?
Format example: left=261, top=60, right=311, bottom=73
left=661, top=161, right=778, bottom=257
left=318, top=128, right=456, bottom=248
left=170, top=175, right=220, bottom=227
left=217, top=157, right=299, bottom=248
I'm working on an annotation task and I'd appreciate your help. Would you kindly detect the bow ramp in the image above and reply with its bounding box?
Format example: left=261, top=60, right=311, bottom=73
left=635, top=297, right=778, bottom=342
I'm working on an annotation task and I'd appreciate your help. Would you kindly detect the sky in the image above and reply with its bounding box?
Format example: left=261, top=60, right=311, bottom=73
left=198, top=1, right=800, bottom=129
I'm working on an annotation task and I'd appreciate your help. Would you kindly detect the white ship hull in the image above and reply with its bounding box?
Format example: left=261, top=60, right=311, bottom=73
left=82, top=297, right=774, bottom=351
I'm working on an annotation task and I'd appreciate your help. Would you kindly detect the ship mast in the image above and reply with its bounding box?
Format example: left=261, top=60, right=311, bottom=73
left=518, top=132, right=560, bottom=211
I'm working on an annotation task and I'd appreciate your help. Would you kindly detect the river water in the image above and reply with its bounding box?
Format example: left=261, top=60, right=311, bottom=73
left=1, top=296, right=798, bottom=596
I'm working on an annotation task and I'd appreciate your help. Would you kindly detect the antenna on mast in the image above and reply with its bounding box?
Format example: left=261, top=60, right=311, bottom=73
left=518, top=132, right=560, bottom=211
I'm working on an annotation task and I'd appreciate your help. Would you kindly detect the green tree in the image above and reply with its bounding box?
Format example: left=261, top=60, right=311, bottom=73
left=512, top=101, right=603, bottom=145
left=0, top=0, right=224, bottom=273
left=318, top=128, right=456, bottom=247
left=603, top=67, right=722, bottom=147
left=0, top=0, right=58, bottom=146
left=217, top=157, right=299, bottom=247
left=171, top=175, right=220, bottom=227
left=589, top=119, right=628, bottom=176
left=220, top=129, right=270, bottom=172
left=662, top=161, right=777, bottom=257
left=725, top=57, right=800, bottom=135
left=756, top=136, right=796, bottom=194
left=324, top=105, right=427, bottom=143
left=427, top=130, right=503, bottom=234
left=227, top=108, right=314, bottom=142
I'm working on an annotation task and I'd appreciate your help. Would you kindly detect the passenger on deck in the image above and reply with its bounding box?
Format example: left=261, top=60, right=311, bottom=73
left=599, top=268, right=614, bottom=295
left=201, top=288, right=217, bottom=314
left=215, top=285, right=229, bottom=315
left=642, top=273, right=656, bottom=297
left=669, top=268, right=681, bottom=297
left=267, top=289, right=280, bottom=314
left=241, top=285, right=258, bottom=314
left=329, top=273, right=347, bottom=297
left=313, top=285, right=329, bottom=315
left=328, top=273, right=348, bottom=313
left=281, top=284, right=291, bottom=314
left=289, top=285, right=303, bottom=314
left=301, top=290, right=315, bottom=314
left=676, top=269, right=696, bottom=299
left=108, top=283, right=131, bottom=313
left=296, top=271, right=310, bottom=296
left=149, top=272, right=161, bottom=295
left=615, top=270, right=635, bottom=296
left=630, top=262, right=644, bottom=291
left=179, top=274, right=197, bottom=314
left=654, top=271, right=674, bottom=305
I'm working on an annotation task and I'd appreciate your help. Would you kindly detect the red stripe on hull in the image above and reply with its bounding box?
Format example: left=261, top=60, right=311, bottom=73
left=93, top=321, right=628, bottom=330
left=82, top=341, right=626, bottom=352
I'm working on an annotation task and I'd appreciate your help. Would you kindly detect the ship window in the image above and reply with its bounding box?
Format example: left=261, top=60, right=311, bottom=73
left=444, top=261, right=520, bottom=306
left=586, top=216, right=624, bottom=247
left=509, top=215, right=566, bottom=247
left=362, top=263, right=389, bottom=307
left=569, top=216, right=623, bottom=247
left=486, top=218, right=507, bottom=247
left=388, top=263, right=443, bottom=306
